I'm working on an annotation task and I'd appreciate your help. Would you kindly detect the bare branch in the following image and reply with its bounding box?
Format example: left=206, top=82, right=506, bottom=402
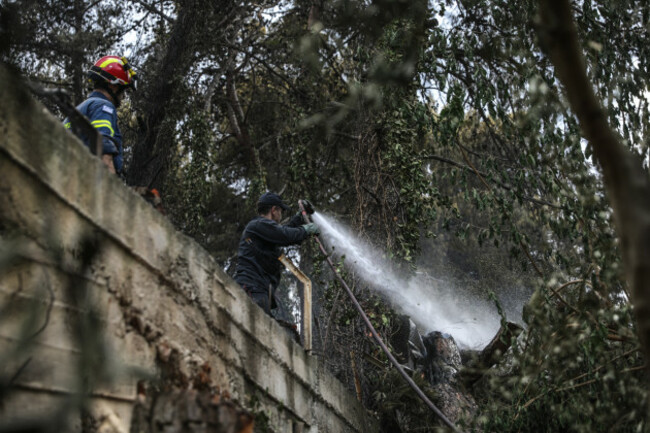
left=225, top=54, right=257, bottom=170
left=130, top=0, right=174, bottom=23
left=423, top=154, right=564, bottom=210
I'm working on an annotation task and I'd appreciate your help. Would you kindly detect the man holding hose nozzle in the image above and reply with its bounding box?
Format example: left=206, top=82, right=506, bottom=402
left=234, top=192, right=319, bottom=316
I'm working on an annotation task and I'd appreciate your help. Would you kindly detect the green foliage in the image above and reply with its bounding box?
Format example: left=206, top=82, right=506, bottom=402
left=369, top=369, right=443, bottom=432
left=246, top=394, right=274, bottom=433
left=7, top=0, right=650, bottom=431
left=1, top=0, right=138, bottom=104
left=477, top=281, right=647, bottom=432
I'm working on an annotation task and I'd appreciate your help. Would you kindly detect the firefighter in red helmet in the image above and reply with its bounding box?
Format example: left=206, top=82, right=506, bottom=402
left=63, top=55, right=137, bottom=174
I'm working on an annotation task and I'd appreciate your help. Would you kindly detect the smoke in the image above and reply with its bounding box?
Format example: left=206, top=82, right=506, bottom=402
left=312, top=212, right=504, bottom=349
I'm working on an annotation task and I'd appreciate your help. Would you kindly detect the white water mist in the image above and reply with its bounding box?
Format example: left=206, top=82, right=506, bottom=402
left=312, top=212, right=503, bottom=349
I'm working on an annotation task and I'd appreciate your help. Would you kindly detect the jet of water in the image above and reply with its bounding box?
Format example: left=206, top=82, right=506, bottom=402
left=312, top=212, right=503, bottom=349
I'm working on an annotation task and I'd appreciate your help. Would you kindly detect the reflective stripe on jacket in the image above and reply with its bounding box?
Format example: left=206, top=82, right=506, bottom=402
left=63, top=91, right=123, bottom=173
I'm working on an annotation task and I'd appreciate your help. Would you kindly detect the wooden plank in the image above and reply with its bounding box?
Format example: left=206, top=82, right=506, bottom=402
left=278, top=255, right=312, bottom=353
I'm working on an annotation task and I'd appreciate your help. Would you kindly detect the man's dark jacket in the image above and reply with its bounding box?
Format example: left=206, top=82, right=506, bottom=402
left=63, top=91, right=124, bottom=173
left=234, top=214, right=307, bottom=297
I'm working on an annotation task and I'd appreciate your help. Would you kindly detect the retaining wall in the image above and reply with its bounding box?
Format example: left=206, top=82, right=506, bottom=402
left=0, top=65, right=375, bottom=433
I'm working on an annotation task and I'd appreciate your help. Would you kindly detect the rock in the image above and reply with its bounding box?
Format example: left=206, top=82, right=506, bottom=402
left=422, top=331, right=478, bottom=423
left=431, top=382, right=478, bottom=424
left=460, top=321, right=523, bottom=386
left=423, top=331, right=462, bottom=386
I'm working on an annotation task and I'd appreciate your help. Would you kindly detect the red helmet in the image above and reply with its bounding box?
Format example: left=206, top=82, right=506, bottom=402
left=88, top=55, right=137, bottom=91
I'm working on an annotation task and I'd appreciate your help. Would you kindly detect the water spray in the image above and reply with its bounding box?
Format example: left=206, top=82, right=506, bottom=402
left=311, top=212, right=503, bottom=348
left=298, top=200, right=463, bottom=433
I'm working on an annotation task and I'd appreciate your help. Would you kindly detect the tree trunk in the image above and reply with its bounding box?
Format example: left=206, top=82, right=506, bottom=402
left=225, top=64, right=257, bottom=170
left=538, top=0, right=650, bottom=378
left=126, top=0, right=199, bottom=190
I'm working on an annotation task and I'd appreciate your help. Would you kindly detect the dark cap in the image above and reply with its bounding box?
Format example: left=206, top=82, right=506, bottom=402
left=258, top=192, right=291, bottom=211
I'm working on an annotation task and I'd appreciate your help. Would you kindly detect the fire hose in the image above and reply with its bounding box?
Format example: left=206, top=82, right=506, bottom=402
left=298, top=201, right=462, bottom=433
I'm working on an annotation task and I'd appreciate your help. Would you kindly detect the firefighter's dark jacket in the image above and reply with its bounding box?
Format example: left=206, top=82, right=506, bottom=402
left=63, top=91, right=124, bottom=173
left=234, top=213, right=308, bottom=296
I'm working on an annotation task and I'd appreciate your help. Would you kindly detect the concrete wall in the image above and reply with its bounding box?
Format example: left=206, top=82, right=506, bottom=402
left=0, top=65, right=375, bottom=433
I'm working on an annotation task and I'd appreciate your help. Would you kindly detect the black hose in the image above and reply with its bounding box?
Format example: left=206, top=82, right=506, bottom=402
left=298, top=201, right=462, bottom=433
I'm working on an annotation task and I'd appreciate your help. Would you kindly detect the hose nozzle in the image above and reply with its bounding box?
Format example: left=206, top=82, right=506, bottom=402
left=298, top=199, right=315, bottom=223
